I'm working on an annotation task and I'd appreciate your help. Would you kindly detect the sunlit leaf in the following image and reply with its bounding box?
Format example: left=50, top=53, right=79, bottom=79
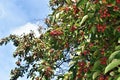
left=105, top=59, right=120, bottom=74
left=109, top=50, right=120, bottom=62
left=92, top=71, right=100, bottom=80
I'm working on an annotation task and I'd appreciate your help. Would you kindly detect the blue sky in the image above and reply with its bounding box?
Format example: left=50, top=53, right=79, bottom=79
left=0, top=0, right=50, bottom=80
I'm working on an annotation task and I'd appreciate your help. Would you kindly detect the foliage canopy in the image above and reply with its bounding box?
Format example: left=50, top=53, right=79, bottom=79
left=0, top=0, right=120, bottom=80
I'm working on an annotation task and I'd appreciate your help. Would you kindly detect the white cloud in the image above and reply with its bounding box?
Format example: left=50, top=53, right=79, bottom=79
left=11, top=23, right=40, bottom=37
left=0, top=5, right=5, bottom=18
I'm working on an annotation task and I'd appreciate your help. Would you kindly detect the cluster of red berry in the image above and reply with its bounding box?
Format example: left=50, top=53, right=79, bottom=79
left=100, top=48, right=105, bottom=54
left=96, top=24, right=106, bottom=32
left=82, top=50, right=90, bottom=56
left=50, top=30, right=63, bottom=36
left=113, top=6, right=119, bottom=11
left=100, top=57, right=107, bottom=65
left=77, top=61, right=85, bottom=78
left=73, top=5, right=79, bottom=14
left=99, top=8, right=110, bottom=18
left=78, top=61, right=86, bottom=67
left=98, top=74, right=108, bottom=80
left=76, top=61, right=89, bottom=79
left=116, top=0, right=120, bottom=4
left=44, top=67, right=53, bottom=77
left=70, top=25, right=77, bottom=32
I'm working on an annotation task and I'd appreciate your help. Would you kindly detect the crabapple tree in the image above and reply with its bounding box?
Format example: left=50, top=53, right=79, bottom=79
left=0, top=0, right=120, bottom=80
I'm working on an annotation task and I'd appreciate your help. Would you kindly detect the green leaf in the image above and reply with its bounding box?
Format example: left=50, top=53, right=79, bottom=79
left=118, top=67, right=120, bottom=73
left=109, top=50, right=120, bottom=62
left=69, top=62, right=77, bottom=71
left=86, top=1, right=90, bottom=9
left=77, top=0, right=87, bottom=7
left=65, top=0, right=72, bottom=5
left=105, top=59, right=120, bottom=74
left=117, top=76, right=120, bottom=80
left=118, top=38, right=120, bottom=43
left=115, top=53, right=120, bottom=60
left=92, top=60, right=101, bottom=71
left=51, top=16, right=55, bottom=24
left=72, top=68, right=77, bottom=80
left=115, top=46, right=120, bottom=50
left=91, top=26, right=96, bottom=34
left=79, top=15, right=88, bottom=26
left=90, top=46, right=98, bottom=51
left=84, top=1, right=90, bottom=14
left=92, top=71, right=100, bottom=80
